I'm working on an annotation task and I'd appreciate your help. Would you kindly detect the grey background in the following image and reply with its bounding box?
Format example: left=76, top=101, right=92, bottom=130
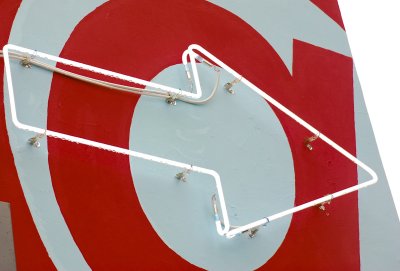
left=0, top=202, right=16, bottom=271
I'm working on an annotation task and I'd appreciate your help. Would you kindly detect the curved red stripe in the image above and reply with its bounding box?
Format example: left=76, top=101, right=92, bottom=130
left=47, top=0, right=358, bottom=270
left=0, top=1, right=57, bottom=270
left=311, top=0, right=345, bottom=29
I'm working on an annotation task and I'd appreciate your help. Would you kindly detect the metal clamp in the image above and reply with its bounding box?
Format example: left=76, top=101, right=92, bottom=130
left=166, top=93, right=178, bottom=105
left=20, top=55, right=32, bottom=68
left=317, top=194, right=333, bottom=216
left=176, top=165, right=192, bottom=182
left=304, top=133, right=320, bottom=151
left=28, top=131, right=46, bottom=148
left=224, top=76, right=242, bottom=94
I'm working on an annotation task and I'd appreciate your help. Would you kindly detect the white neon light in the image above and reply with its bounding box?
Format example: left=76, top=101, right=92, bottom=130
left=3, top=43, right=378, bottom=238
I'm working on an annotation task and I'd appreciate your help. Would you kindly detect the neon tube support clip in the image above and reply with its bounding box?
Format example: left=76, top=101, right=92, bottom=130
left=28, top=131, right=46, bottom=148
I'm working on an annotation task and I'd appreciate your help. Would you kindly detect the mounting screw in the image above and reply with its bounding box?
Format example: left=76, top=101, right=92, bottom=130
left=317, top=194, right=333, bottom=216
left=28, top=132, right=45, bottom=148
left=166, top=95, right=177, bottom=106
left=175, top=166, right=192, bottom=182
left=175, top=172, right=187, bottom=181
left=20, top=56, right=32, bottom=68
left=248, top=227, right=259, bottom=238
left=224, top=82, right=235, bottom=94
left=304, top=133, right=320, bottom=151
left=224, top=76, right=242, bottom=94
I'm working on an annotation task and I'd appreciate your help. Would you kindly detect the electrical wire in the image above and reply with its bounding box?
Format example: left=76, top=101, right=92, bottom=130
left=0, top=50, right=220, bottom=105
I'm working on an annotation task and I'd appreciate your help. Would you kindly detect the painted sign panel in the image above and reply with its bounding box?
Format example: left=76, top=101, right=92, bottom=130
left=1, top=1, right=399, bottom=270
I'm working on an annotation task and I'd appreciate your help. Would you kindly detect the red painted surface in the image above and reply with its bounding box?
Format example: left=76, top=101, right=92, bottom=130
left=0, top=1, right=57, bottom=270
left=46, top=0, right=358, bottom=270
left=263, top=40, right=358, bottom=270
left=0, top=0, right=358, bottom=270
left=311, top=0, right=345, bottom=29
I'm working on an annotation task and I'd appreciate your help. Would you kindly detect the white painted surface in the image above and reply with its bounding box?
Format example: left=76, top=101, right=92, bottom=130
left=210, top=0, right=350, bottom=72
left=4, top=44, right=378, bottom=238
left=130, top=64, right=294, bottom=270
left=338, top=0, right=400, bottom=220
left=4, top=1, right=107, bottom=270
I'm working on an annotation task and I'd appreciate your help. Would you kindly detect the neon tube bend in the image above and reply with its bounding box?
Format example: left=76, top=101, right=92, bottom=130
left=3, top=44, right=378, bottom=238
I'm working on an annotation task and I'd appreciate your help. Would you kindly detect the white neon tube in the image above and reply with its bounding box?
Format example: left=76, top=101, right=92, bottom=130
left=3, top=44, right=202, bottom=99
left=185, top=44, right=378, bottom=237
left=2, top=43, right=231, bottom=235
left=3, top=43, right=378, bottom=239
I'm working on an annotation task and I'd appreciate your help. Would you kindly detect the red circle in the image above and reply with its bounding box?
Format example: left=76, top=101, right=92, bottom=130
left=47, top=0, right=358, bottom=270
